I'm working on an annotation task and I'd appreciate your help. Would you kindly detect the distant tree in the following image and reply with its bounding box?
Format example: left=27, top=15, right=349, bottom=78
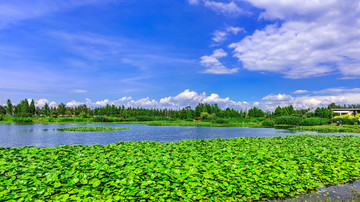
left=248, top=107, right=265, bottom=118
left=57, top=103, right=66, bottom=116
left=42, top=103, right=50, bottom=117
left=0, top=105, right=6, bottom=115
left=327, top=103, right=338, bottom=109
left=6, top=99, right=13, bottom=115
left=29, top=99, right=36, bottom=116
left=274, top=106, right=282, bottom=116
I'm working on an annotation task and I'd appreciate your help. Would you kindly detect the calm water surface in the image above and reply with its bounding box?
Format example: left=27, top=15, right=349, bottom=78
left=1, top=123, right=359, bottom=148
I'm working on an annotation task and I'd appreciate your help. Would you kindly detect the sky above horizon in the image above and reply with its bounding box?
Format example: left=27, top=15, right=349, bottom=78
left=0, top=0, right=360, bottom=111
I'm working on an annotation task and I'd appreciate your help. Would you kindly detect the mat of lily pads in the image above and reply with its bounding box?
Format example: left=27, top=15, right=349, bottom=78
left=1, top=135, right=360, bottom=201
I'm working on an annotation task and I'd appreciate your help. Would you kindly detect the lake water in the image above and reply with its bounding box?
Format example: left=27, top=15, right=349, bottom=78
left=1, top=123, right=359, bottom=148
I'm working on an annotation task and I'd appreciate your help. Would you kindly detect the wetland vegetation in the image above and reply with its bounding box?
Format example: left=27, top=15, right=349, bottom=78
left=1, top=135, right=360, bottom=201
left=57, top=126, right=129, bottom=132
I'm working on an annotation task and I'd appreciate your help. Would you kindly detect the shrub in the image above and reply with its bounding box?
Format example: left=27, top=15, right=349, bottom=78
left=58, top=118, right=76, bottom=122
left=200, top=112, right=217, bottom=121
left=274, top=116, right=302, bottom=125
left=213, top=118, right=229, bottom=124
left=0, top=115, right=4, bottom=121
left=153, top=117, right=176, bottom=121
left=332, top=118, right=357, bottom=125
left=185, top=117, right=193, bottom=122
left=92, top=116, right=113, bottom=122
left=13, top=117, right=33, bottom=123
left=299, top=118, right=328, bottom=126
left=262, top=120, right=275, bottom=127
left=126, top=117, right=136, bottom=121
left=136, top=116, right=154, bottom=121
left=46, top=117, right=55, bottom=122
left=108, top=117, right=125, bottom=122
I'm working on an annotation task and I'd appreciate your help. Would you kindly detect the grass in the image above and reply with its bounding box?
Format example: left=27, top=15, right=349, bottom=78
left=148, top=120, right=262, bottom=128
left=1, top=116, right=359, bottom=133
left=57, top=126, right=129, bottom=132
left=290, top=124, right=360, bottom=133
left=1, top=135, right=360, bottom=201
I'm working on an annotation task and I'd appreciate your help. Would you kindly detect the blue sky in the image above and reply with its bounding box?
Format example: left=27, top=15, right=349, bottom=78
left=0, top=0, right=359, bottom=110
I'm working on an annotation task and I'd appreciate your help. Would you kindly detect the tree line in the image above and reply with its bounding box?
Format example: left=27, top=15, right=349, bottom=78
left=0, top=99, right=344, bottom=120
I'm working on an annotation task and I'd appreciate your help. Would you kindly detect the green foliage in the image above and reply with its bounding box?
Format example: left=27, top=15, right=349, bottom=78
left=262, top=120, right=275, bottom=126
left=213, top=118, right=229, bottom=124
left=294, top=125, right=359, bottom=133
left=125, top=117, right=136, bottom=121
left=57, top=126, right=129, bottom=132
left=79, top=112, right=89, bottom=119
left=332, top=118, right=357, bottom=125
left=2, top=135, right=360, bottom=201
left=315, top=107, right=332, bottom=118
left=199, top=112, right=217, bottom=121
left=248, top=107, right=265, bottom=118
left=58, top=118, right=87, bottom=123
left=136, top=116, right=154, bottom=121
left=92, top=116, right=113, bottom=122
left=299, top=118, right=329, bottom=126
left=153, top=117, right=176, bottom=121
left=274, top=116, right=302, bottom=125
left=46, top=117, right=56, bottom=122
left=12, top=117, right=33, bottom=123
left=0, top=115, right=4, bottom=121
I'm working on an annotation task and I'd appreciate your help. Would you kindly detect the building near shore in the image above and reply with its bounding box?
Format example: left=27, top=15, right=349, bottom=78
left=332, top=108, right=360, bottom=116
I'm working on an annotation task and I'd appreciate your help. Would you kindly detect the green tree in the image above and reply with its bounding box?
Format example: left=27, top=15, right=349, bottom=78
left=274, top=106, right=282, bottom=116
left=248, top=107, right=265, bottom=118
left=29, top=99, right=36, bottom=116
left=42, top=103, right=50, bottom=117
left=6, top=99, right=13, bottom=115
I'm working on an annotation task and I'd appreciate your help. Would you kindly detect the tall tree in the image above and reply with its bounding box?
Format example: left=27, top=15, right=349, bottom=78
left=6, top=99, right=13, bottom=115
left=29, top=99, right=36, bottom=116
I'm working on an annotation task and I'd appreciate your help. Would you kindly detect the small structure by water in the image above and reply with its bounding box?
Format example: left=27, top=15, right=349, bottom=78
left=332, top=108, right=360, bottom=116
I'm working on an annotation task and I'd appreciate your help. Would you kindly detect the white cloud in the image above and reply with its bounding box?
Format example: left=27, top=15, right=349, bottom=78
left=292, top=90, right=309, bottom=94
left=0, top=0, right=113, bottom=29
left=312, top=88, right=360, bottom=95
left=262, top=94, right=293, bottom=101
left=35, top=99, right=49, bottom=107
left=200, top=49, right=239, bottom=74
left=227, top=26, right=243, bottom=34
left=229, top=0, right=360, bottom=79
left=204, top=1, right=246, bottom=16
left=66, top=100, right=83, bottom=107
left=16, top=88, right=360, bottom=112
left=292, top=88, right=360, bottom=95
left=212, top=26, right=244, bottom=43
left=71, top=89, right=87, bottom=94
left=188, top=0, right=200, bottom=5
left=212, top=31, right=227, bottom=43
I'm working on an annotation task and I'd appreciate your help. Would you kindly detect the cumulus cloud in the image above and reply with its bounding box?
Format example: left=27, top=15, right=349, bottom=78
left=200, top=49, right=239, bottom=74
left=19, top=88, right=360, bottom=112
left=229, top=0, right=360, bottom=79
left=259, top=90, right=360, bottom=111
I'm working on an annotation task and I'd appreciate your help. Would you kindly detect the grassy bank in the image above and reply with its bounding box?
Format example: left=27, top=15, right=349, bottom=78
left=290, top=124, right=360, bottom=133
left=57, top=126, right=129, bottom=132
left=0, top=116, right=359, bottom=133
left=1, top=135, right=360, bottom=201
